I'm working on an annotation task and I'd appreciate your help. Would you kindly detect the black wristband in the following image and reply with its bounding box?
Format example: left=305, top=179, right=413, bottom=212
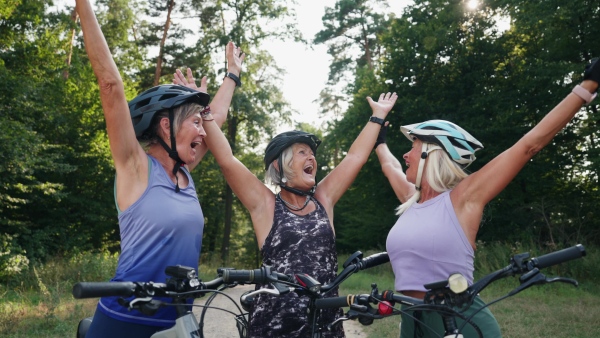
left=224, top=72, right=242, bottom=87
left=369, top=116, right=385, bottom=126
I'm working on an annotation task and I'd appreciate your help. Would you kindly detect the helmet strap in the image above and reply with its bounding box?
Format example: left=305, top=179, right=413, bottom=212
left=280, top=184, right=316, bottom=197
left=415, top=143, right=442, bottom=191
left=156, top=108, right=185, bottom=193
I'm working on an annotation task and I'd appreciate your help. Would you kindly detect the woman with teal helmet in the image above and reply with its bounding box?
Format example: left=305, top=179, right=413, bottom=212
left=375, top=58, right=600, bottom=338
left=76, top=0, right=244, bottom=336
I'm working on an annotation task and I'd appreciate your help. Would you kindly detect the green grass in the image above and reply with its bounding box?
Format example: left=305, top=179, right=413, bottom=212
left=1, top=245, right=598, bottom=337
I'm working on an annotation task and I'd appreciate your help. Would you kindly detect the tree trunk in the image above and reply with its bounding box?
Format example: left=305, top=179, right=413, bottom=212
left=154, top=0, right=175, bottom=86
left=63, top=8, right=79, bottom=79
left=221, top=115, right=238, bottom=263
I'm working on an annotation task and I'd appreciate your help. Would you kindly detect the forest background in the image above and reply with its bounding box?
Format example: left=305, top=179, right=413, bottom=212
left=1, top=0, right=599, bottom=281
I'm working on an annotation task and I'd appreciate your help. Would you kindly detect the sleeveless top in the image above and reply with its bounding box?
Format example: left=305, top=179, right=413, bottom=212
left=98, top=155, right=204, bottom=327
left=386, top=190, right=474, bottom=292
left=248, top=195, right=345, bottom=338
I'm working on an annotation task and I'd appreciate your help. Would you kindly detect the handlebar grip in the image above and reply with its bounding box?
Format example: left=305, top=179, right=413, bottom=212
left=531, top=244, right=586, bottom=269
left=358, top=252, right=389, bottom=270
left=72, top=282, right=136, bottom=299
left=314, top=296, right=351, bottom=309
left=221, top=269, right=269, bottom=283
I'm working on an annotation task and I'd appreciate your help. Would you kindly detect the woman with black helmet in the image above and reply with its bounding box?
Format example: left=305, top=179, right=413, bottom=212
left=76, top=0, right=244, bottom=336
left=375, top=59, right=600, bottom=337
left=200, top=92, right=397, bottom=337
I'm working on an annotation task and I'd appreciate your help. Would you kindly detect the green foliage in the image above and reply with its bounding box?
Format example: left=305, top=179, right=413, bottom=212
left=0, top=233, right=29, bottom=281
left=326, top=0, right=600, bottom=250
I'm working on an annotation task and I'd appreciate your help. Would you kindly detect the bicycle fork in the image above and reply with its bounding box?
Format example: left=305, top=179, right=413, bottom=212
left=441, top=314, right=464, bottom=338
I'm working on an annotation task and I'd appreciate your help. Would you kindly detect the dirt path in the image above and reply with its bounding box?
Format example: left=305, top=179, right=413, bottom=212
left=194, top=284, right=366, bottom=337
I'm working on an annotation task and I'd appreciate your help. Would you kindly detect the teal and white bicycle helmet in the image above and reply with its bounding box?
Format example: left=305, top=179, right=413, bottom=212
left=400, top=120, right=483, bottom=168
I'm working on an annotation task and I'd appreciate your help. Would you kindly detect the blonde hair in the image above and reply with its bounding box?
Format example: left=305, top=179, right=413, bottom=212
left=396, top=145, right=469, bottom=215
left=264, top=145, right=296, bottom=188
left=139, top=103, right=203, bottom=147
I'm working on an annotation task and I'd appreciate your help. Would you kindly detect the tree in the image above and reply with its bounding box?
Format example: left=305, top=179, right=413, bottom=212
left=314, top=0, right=389, bottom=83
left=326, top=0, right=600, bottom=250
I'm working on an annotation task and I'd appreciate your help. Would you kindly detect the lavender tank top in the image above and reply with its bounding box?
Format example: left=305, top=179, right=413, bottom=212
left=386, top=190, right=474, bottom=292
left=99, top=155, right=204, bottom=327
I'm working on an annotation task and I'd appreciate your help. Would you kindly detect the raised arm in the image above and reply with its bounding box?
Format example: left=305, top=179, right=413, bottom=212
left=201, top=114, right=275, bottom=246
left=76, top=0, right=148, bottom=207
left=453, top=60, right=600, bottom=240
left=375, top=125, right=416, bottom=203
left=174, top=42, right=245, bottom=171
left=316, top=92, right=397, bottom=215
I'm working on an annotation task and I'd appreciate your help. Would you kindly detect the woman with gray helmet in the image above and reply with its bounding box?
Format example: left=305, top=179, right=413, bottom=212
left=201, top=92, right=397, bottom=337
left=375, top=59, right=600, bottom=337
left=76, top=0, right=244, bottom=336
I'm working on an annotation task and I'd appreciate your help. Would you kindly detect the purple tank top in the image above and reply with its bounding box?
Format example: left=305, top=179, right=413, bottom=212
left=386, top=190, right=474, bottom=292
left=98, top=155, right=204, bottom=327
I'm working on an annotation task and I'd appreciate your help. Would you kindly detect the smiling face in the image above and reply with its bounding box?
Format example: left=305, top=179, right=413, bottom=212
left=287, top=143, right=317, bottom=189
left=403, top=138, right=424, bottom=184
left=175, top=112, right=206, bottom=164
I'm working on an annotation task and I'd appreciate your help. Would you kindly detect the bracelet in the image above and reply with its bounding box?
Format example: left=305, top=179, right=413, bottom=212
left=369, top=116, right=385, bottom=126
left=572, top=85, right=597, bottom=104
left=224, top=72, right=242, bottom=87
left=199, top=105, right=211, bottom=118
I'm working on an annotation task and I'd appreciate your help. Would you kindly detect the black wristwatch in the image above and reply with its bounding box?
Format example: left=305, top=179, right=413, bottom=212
left=369, top=116, right=385, bottom=126
left=224, top=72, right=242, bottom=87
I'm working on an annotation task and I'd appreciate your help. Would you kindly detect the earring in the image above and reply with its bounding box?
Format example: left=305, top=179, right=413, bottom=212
left=282, top=177, right=287, bottom=183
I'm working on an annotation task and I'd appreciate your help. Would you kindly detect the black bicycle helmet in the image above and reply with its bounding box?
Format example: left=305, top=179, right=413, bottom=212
left=128, top=84, right=210, bottom=138
left=263, top=130, right=321, bottom=170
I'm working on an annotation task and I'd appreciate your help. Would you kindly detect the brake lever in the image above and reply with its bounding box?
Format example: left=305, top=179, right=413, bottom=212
left=240, top=283, right=290, bottom=302
left=546, top=276, right=578, bottom=287
left=327, top=316, right=350, bottom=331
left=509, top=269, right=578, bottom=297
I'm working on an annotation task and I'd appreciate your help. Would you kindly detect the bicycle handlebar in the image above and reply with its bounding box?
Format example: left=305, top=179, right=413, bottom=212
left=528, top=244, right=586, bottom=270
left=73, top=281, right=138, bottom=299
left=357, top=252, right=390, bottom=270
left=313, top=245, right=586, bottom=325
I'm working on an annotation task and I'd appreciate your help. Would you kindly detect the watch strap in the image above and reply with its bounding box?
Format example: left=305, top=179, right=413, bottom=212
left=224, top=72, right=242, bottom=87
left=369, top=116, right=385, bottom=126
left=572, top=85, right=597, bottom=104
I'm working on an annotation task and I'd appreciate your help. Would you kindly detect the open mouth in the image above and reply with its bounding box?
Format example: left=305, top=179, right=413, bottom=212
left=304, top=165, right=314, bottom=175
left=191, top=141, right=201, bottom=148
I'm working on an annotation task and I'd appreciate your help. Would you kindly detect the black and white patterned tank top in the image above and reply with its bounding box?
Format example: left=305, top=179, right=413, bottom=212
left=247, top=195, right=345, bottom=338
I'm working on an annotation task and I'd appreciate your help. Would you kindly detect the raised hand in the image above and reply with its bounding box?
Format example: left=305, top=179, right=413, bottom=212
left=226, top=41, right=246, bottom=76
left=173, top=68, right=208, bottom=93
left=367, top=92, right=398, bottom=118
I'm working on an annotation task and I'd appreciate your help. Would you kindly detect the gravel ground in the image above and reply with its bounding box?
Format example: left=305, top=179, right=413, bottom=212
left=194, top=284, right=366, bottom=337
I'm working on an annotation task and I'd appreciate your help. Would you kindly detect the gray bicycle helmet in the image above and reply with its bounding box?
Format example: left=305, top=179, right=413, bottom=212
left=128, top=84, right=210, bottom=138
left=128, top=84, right=210, bottom=192
left=400, top=120, right=483, bottom=168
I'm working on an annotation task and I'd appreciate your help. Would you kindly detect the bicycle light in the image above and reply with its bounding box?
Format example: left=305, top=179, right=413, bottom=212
left=295, top=273, right=322, bottom=293
left=448, top=273, right=468, bottom=294
left=378, top=301, right=394, bottom=315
